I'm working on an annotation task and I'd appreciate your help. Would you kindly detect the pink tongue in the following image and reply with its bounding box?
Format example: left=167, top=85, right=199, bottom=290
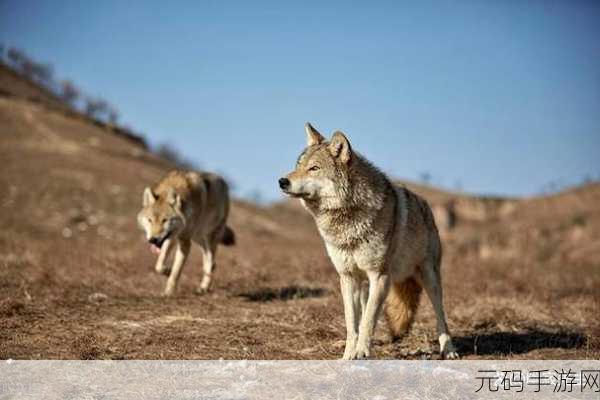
left=150, top=244, right=161, bottom=255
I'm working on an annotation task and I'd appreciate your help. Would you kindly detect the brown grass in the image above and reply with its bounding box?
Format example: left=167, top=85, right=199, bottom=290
left=0, top=68, right=599, bottom=360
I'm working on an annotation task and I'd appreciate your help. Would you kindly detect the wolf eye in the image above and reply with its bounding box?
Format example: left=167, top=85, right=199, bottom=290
left=308, top=165, right=320, bottom=172
left=161, top=218, right=167, bottom=224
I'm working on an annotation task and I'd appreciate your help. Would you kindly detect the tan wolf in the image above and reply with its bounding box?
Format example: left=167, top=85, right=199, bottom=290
left=137, top=170, right=235, bottom=296
left=279, top=123, right=459, bottom=360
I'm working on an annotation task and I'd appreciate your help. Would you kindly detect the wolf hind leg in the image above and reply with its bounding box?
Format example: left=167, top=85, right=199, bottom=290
left=418, top=258, right=459, bottom=359
left=163, top=239, right=190, bottom=297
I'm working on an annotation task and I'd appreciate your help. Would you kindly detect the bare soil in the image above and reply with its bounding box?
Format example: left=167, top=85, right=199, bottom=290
left=1, top=68, right=598, bottom=360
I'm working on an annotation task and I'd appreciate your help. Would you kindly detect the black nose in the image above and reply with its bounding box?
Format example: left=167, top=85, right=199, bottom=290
left=278, top=177, right=290, bottom=190
left=149, top=237, right=160, bottom=246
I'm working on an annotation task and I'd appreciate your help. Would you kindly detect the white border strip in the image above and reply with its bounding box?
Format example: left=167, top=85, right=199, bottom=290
left=1, top=360, right=599, bottom=399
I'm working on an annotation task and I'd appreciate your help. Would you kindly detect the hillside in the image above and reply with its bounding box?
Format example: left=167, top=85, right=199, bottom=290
left=1, top=66, right=598, bottom=359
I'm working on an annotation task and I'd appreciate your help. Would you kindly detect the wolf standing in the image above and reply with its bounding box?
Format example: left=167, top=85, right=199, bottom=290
left=138, top=170, right=235, bottom=296
left=279, top=123, right=458, bottom=360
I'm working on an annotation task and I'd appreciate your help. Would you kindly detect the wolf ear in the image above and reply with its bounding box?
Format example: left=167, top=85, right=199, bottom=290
left=329, top=131, right=352, bottom=163
left=166, top=188, right=182, bottom=210
left=305, top=122, right=325, bottom=146
left=143, top=187, right=156, bottom=206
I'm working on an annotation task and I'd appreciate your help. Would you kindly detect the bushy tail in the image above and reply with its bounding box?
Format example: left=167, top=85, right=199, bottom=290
left=385, top=277, right=422, bottom=340
left=220, top=226, right=235, bottom=246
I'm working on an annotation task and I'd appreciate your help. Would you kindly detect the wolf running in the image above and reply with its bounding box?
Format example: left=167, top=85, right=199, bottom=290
left=138, top=170, right=234, bottom=296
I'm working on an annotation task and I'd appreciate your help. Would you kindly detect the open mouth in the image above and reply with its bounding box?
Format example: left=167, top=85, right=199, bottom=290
left=149, top=231, right=172, bottom=255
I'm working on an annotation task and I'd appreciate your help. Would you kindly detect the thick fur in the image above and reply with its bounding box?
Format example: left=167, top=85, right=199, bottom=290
left=137, top=170, right=234, bottom=296
left=280, top=123, right=459, bottom=359
left=386, top=277, right=422, bottom=340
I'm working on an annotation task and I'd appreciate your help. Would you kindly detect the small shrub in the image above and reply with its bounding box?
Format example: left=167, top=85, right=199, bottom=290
left=571, top=213, right=587, bottom=227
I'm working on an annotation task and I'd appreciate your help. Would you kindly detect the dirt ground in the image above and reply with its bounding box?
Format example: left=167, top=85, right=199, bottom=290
left=1, top=69, right=599, bottom=360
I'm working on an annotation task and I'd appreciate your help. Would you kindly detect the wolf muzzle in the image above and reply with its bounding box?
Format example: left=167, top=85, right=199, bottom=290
left=148, top=231, right=171, bottom=249
left=278, top=177, right=290, bottom=190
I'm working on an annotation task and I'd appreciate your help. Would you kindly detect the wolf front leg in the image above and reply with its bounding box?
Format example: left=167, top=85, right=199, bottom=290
left=339, top=273, right=361, bottom=360
left=195, top=238, right=218, bottom=295
left=353, top=270, right=390, bottom=359
left=154, top=238, right=174, bottom=275
left=163, top=239, right=190, bottom=296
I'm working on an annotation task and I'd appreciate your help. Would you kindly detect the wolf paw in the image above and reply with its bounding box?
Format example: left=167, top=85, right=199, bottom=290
left=348, top=342, right=371, bottom=360
left=443, top=350, right=460, bottom=360
left=440, top=335, right=459, bottom=360
left=155, top=266, right=171, bottom=276
left=341, top=337, right=357, bottom=360
left=194, top=287, right=211, bottom=296
left=342, top=347, right=355, bottom=360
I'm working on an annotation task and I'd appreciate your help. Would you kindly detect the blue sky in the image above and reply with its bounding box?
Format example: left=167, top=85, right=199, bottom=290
left=2, top=1, right=599, bottom=201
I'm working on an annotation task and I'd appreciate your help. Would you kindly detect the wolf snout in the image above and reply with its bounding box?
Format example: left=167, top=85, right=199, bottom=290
left=278, top=177, right=290, bottom=190
left=148, top=237, right=163, bottom=247
left=149, top=233, right=170, bottom=248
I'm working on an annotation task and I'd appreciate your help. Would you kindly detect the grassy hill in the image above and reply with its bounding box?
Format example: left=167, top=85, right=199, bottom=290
left=1, top=65, right=598, bottom=359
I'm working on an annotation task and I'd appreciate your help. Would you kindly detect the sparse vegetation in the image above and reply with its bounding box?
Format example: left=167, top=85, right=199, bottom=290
left=1, top=46, right=124, bottom=128
left=154, top=143, right=199, bottom=170
left=1, top=50, right=598, bottom=360
left=0, top=46, right=203, bottom=168
left=58, top=80, right=80, bottom=107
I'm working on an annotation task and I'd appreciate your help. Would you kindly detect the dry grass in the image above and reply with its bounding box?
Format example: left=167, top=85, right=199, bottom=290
left=0, top=68, right=599, bottom=360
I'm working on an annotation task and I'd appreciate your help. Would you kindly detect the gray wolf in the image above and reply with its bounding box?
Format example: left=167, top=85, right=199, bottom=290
left=137, top=170, right=234, bottom=296
left=279, top=123, right=459, bottom=360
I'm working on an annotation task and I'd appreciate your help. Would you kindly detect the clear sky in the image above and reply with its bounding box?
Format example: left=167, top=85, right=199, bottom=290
left=2, top=1, right=599, bottom=201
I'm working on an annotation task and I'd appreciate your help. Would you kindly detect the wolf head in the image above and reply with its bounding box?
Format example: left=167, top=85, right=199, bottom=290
left=279, top=123, right=354, bottom=208
left=137, top=187, right=185, bottom=251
